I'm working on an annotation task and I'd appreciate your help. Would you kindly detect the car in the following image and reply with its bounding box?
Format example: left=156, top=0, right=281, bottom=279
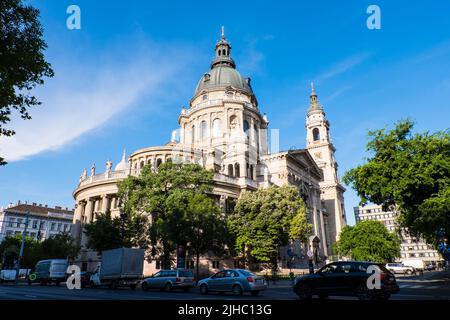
left=197, top=269, right=267, bottom=296
left=79, top=271, right=92, bottom=288
left=141, top=269, right=195, bottom=292
left=425, top=263, right=435, bottom=271
left=293, top=261, right=399, bottom=301
left=386, top=263, right=415, bottom=275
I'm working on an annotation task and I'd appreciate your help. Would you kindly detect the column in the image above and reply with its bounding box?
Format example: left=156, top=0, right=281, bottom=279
left=72, top=201, right=83, bottom=240
left=85, top=199, right=94, bottom=223
left=101, top=195, right=109, bottom=214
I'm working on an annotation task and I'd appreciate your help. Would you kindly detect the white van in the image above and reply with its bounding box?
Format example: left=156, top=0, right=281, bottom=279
left=29, top=259, right=68, bottom=286
left=402, top=259, right=426, bottom=271
left=0, top=270, right=17, bottom=282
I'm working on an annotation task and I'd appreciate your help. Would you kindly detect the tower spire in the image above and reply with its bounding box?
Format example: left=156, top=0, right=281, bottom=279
left=309, top=81, right=319, bottom=109
left=211, top=26, right=235, bottom=68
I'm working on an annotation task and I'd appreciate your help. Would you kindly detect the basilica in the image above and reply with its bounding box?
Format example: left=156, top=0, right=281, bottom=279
left=72, top=29, right=347, bottom=274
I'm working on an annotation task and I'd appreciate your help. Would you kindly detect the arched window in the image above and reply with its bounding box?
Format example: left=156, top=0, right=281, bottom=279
left=140, top=161, right=144, bottom=169
left=243, top=120, right=249, bottom=134
left=200, top=120, right=208, bottom=140
left=228, top=164, right=234, bottom=177
left=234, top=163, right=240, bottom=177
left=212, top=118, right=221, bottom=138
left=222, top=49, right=226, bottom=56
left=313, top=128, right=320, bottom=141
left=191, top=125, right=195, bottom=143
left=156, top=158, right=162, bottom=168
left=147, top=159, right=151, bottom=165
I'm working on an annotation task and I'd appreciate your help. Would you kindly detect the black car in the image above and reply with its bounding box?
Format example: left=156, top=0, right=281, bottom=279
left=293, top=261, right=399, bottom=301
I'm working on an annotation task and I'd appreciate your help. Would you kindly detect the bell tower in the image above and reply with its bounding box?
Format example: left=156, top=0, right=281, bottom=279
left=305, top=82, right=346, bottom=255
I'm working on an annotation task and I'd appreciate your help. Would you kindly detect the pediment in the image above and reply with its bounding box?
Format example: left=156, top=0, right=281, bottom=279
left=286, top=149, right=323, bottom=180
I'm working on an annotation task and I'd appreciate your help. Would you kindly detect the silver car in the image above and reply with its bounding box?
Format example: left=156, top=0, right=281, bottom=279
left=141, top=269, right=195, bottom=292
left=198, top=269, right=267, bottom=296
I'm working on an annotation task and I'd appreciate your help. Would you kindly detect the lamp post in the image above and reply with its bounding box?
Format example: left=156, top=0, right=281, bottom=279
left=15, top=212, right=30, bottom=283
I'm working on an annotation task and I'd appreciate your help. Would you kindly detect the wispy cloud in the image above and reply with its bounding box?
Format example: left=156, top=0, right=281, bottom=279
left=322, top=85, right=353, bottom=103
left=0, top=41, right=195, bottom=162
left=316, top=52, right=371, bottom=81
left=238, top=35, right=274, bottom=76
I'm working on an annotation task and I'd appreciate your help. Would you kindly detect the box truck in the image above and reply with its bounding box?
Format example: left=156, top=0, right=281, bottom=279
left=90, top=248, right=144, bottom=289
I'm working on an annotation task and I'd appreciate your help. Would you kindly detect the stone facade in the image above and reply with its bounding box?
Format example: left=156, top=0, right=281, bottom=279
left=72, top=29, right=347, bottom=275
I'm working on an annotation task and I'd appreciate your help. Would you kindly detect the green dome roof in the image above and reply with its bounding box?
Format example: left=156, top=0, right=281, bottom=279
left=194, top=65, right=253, bottom=96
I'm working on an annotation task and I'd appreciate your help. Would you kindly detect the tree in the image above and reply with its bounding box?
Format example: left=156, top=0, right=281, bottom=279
left=228, top=185, right=311, bottom=271
left=118, top=161, right=218, bottom=269
left=0, top=0, right=54, bottom=165
left=83, top=211, right=148, bottom=253
left=38, top=233, right=80, bottom=261
left=343, top=120, right=450, bottom=248
left=0, top=235, right=40, bottom=269
left=184, top=193, right=227, bottom=278
left=0, top=233, right=79, bottom=269
left=334, top=220, right=400, bottom=263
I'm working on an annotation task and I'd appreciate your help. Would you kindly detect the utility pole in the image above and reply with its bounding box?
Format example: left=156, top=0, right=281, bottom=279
left=15, top=212, right=30, bottom=283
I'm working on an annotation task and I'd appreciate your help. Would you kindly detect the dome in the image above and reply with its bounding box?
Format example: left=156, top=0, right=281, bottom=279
left=194, top=65, right=253, bottom=97
left=114, top=150, right=128, bottom=171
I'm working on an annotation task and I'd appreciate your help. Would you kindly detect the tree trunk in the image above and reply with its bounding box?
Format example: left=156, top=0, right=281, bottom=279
left=196, top=250, right=200, bottom=280
left=162, top=240, right=171, bottom=269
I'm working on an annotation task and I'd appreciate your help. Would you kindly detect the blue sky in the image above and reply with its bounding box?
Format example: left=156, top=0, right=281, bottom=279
left=1, top=0, right=449, bottom=225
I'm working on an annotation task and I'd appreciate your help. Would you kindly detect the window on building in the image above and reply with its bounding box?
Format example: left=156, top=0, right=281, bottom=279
left=191, top=125, right=195, bottom=143
left=212, top=260, right=220, bottom=269
left=243, top=120, right=249, bottom=134
left=51, top=223, right=56, bottom=231
left=228, top=164, right=234, bottom=177
left=200, top=120, right=208, bottom=140
left=17, top=218, right=23, bottom=228
left=212, top=118, right=221, bottom=138
left=6, top=230, right=13, bottom=237
left=32, top=220, right=38, bottom=229
left=313, top=128, right=320, bottom=141
left=8, top=217, right=15, bottom=227
left=234, top=163, right=240, bottom=177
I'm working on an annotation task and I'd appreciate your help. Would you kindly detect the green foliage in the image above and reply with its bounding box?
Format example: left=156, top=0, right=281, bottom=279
left=0, top=233, right=79, bottom=269
left=228, top=185, right=311, bottom=269
left=0, top=0, right=54, bottom=165
left=83, top=211, right=148, bottom=253
left=39, top=232, right=80, bottom=260
left=334, top=220, right=400, bottom=263
left=343, top=119, right=450, bottom=246
left=289, top=206, right=312, bottom=243
left=118, top=161, right=223, bottom=269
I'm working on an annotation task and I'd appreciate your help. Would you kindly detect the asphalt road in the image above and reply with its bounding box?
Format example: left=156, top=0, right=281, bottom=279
left=0, top=271, right=449, bottom=300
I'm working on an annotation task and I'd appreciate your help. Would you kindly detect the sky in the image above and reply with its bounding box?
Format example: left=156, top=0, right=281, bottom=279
left=1, top=0, right=449, bottom=225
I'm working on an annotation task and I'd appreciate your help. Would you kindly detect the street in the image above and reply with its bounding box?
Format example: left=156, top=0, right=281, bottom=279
left=0, top=271, right=449, bottom=300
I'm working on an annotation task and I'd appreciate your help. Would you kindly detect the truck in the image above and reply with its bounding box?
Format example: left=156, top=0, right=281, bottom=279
left=402, top=259, right=426, bottom=272
left=89, top=248, right=144, bottom=289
